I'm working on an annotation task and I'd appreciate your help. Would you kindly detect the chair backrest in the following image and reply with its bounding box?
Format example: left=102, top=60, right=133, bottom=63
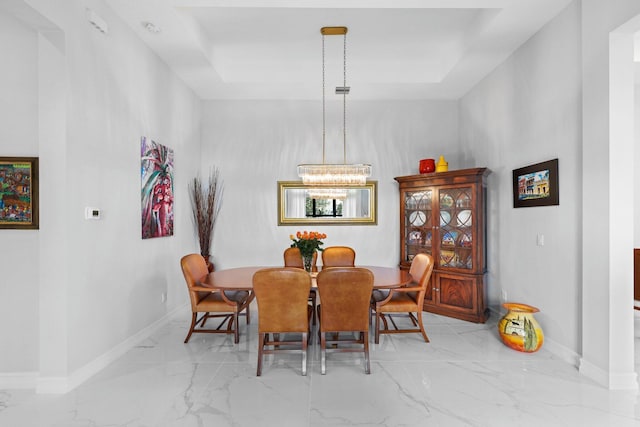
left=283, top=247, right=318, bottom=272
left=180, top=254, right=210, bottom=309
left=321, top=246, right=356, bottom=268
left=253, top=268, right=312, bottom=333
left=408, top=253, right=435, bottom=302
left=316, top=267, right=374, bottom=332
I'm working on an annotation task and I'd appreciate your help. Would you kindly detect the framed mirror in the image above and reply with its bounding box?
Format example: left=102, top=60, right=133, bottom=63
left=278, top=181, right=377, bottom=226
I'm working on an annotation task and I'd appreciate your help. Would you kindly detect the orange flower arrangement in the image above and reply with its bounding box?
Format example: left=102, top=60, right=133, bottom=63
left=290, top=230, right=327, bottom=258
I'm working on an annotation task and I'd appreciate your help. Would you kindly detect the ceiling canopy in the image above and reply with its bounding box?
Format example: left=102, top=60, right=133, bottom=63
left=107, top=0, right=573, bottom=100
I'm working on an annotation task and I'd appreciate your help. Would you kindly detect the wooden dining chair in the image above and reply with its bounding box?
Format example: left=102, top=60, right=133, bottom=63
left=283, top=247, right=318, bottom=271
left=284, top=247, right=319, bottom=325
left=180, top=254, right=254, bottom=344
left=371, top=253, right=434, bottom=344
left=253, top=267, right=313, bottom=376
left=316, top=267, right=374, bottom=374
left=321, top=246, right=356, bottom=268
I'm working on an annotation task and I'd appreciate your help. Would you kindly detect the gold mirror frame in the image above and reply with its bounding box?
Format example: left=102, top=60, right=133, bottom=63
left=278, top=181, right=377, bottom=226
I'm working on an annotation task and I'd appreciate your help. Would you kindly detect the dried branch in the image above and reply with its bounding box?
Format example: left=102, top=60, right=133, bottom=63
left=189, top=168, right=223, bottom=257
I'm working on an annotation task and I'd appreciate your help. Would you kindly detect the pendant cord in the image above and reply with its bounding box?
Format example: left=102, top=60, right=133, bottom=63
left=321, top=28, right=347, bottom=166
left=343, top=31, right=347, bottom=165
left=322, top=34, right=326, bottom=165
left=299, top=27, right=370, bottom=186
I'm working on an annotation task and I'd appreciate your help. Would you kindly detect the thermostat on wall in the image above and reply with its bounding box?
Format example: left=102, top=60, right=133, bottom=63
left=85, top=207, right=101, bottom=220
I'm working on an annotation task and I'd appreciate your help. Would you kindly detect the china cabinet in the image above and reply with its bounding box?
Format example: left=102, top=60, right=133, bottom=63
left=395, top=168, right=490, bottom=323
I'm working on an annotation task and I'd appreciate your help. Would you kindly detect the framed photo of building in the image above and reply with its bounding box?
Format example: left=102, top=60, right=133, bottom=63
left=512, top=158, right=559, bottom=208
left=0, top=156, right=39, bottom=229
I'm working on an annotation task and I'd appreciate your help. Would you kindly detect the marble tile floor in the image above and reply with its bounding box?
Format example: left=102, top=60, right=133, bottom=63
left=2, top=306, right=640, bottom=427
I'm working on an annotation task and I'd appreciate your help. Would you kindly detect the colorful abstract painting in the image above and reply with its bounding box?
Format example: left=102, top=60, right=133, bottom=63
left=0, top=157, right=39, bottom=229
left=141, top=137, right=174, bottom=239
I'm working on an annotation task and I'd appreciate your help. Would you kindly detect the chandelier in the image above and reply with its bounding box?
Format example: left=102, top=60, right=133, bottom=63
left=297, top=26, right=371, bottom=186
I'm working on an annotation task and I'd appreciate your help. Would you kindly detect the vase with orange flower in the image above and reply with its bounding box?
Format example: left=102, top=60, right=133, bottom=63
left=290, top=231, right=327, bottom=272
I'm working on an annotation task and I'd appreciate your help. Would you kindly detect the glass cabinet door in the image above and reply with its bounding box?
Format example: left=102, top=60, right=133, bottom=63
left=438, top=187, right=473, bottom=270
left=403, top=190, right=434, bottom=262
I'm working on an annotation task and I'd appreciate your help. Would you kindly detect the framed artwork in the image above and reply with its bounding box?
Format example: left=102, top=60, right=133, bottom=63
left=141, top=137, right=174, bottom=239
left=512, top=158, right=559, bottom=208
left=0, top=156, right=39, bottom=229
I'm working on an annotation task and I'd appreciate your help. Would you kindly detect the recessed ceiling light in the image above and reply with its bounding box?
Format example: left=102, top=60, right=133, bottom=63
left=141, top=21, right=161, bottom=34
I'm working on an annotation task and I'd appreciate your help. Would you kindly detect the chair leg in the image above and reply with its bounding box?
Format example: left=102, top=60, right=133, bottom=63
left=226, top=315, right=234, bottom=332
left=380, top=313, right=389, bottom=330
left=257, top=333, right=265, bottom=376
left=302, top=332, right=308, bottom=376
left=245, top=303, right=251, bottom=325
left=408, top=312, right=419, bottom=327
left=320, top=332, right=327, bottom=375
left=417, top=311, right=430, bottom=343
left=201, top=312, right=210, bottom=327
left=364, top=333, right=371, bottom=374
left=310, top=292, right=317, bottom=326
left=316, top=306, right=321, bottom=344
left=374, top=311, right=381, bottom=344
left=274, top=333, right=280, bottom=348
left=233, top=313, right=240, bottom=344
left=184, top=313, right=198, bottom=343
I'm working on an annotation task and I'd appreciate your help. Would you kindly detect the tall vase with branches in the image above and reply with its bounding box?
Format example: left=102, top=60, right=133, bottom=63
left=189, top=168, right=223, bottom=272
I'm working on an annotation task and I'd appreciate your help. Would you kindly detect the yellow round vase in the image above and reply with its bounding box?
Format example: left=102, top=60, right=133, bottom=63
left=498, top=303, right=544, bottom=352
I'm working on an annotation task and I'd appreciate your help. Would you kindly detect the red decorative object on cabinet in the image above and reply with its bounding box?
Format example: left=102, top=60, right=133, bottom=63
left=419, top=158, right=436, bottom=174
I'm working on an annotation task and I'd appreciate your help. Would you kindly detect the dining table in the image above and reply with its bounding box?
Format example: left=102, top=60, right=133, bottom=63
left=200, top=266, right=412, bottom=291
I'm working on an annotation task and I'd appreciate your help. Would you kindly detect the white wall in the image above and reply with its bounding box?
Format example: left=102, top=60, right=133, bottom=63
left=580, top=0, right=640, bottom=389
left=1, top=0, right=203, bottom=390
left=201, top=100, right=460, bottom=269
left=0, top=9, right=40, bottom=373
left=57, top=1, right=202, bottom=374
left=636, top=85, right=640, bottom=248
left=459, top=2, right=582, bottom=357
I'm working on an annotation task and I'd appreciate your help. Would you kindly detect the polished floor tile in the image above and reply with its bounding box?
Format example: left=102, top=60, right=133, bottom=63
left=1, top=305, right=640, bottom=426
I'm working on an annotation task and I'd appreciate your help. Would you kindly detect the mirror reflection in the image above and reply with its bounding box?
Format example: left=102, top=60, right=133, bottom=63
left=278, top=181, right=377, bottom=225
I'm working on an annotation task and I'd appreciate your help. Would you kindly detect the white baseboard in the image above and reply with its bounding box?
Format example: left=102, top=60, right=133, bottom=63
left=35, top=376, right=69, bottom=394
left=0, top=372, right=38, bottom=389
left=35, top=304, right=187, bottom=394
left=579, top=358, right=639, bottom=390
left=541, top=337, right=581, bottom=367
